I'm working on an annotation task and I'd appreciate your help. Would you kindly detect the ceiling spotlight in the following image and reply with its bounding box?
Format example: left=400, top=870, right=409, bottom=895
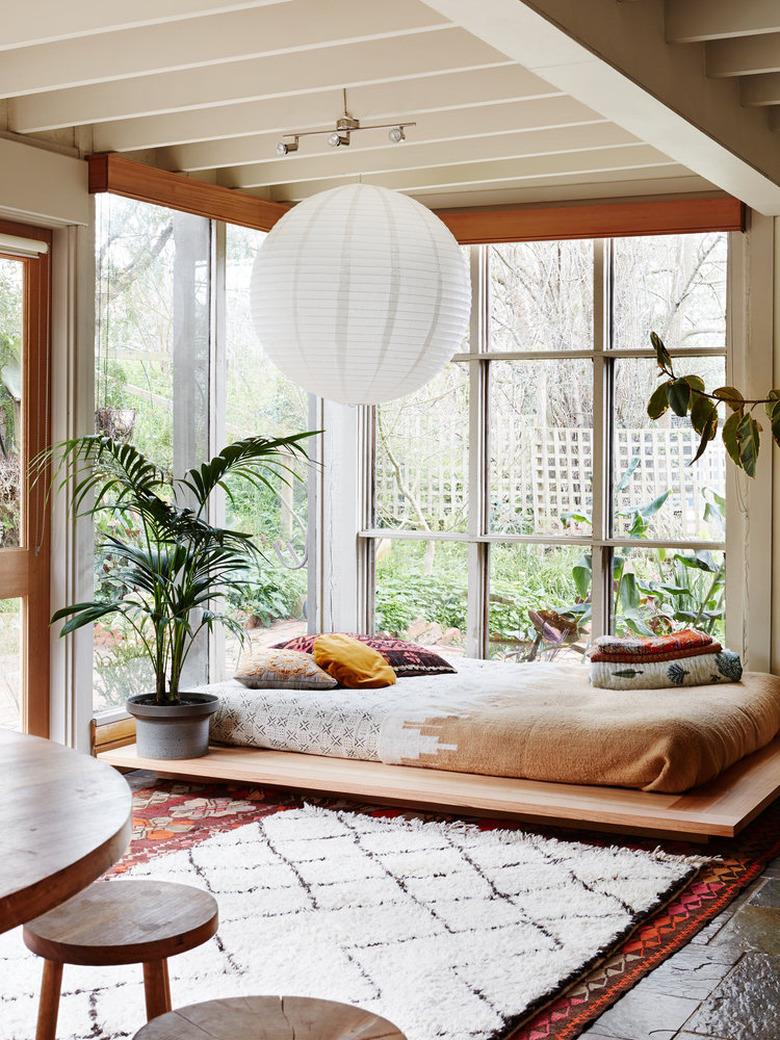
left=276, top=136, right=299, bottom=157
left=388, top=126, right=406, bottom=144
left=328, top=131, right=350, bottom=148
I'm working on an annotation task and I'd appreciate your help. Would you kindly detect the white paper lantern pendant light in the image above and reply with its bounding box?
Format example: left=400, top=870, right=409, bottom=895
left=250, top=184, right=471, bottom=405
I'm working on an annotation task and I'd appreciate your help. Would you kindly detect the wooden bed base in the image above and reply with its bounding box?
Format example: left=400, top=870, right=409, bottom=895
left=100, top=736, right=780, bottom=843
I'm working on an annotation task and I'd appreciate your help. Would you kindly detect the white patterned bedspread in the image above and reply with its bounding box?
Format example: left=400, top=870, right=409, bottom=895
left=207, top=656, right=509, bottom=764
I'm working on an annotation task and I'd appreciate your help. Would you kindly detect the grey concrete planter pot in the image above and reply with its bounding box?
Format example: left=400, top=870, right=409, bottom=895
left=127, top=692, right=219, bottom=759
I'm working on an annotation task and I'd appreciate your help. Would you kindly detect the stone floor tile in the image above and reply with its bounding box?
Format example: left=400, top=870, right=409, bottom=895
left=683, top=952, right=780, bottom=1040
left=586, top=978, right=701, bottom=1040
left=710, top=904, right=780, bottom=956
left=674, top=1033, right=731, bottom=1040
left=639, top=943, right=742, bottom=1000
left=748, top=877, right=780, bottom=908
left=760, top=853, right=780, bottom=880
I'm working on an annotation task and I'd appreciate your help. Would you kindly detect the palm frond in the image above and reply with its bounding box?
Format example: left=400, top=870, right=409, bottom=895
left=176, top=432, right=318, bottom=510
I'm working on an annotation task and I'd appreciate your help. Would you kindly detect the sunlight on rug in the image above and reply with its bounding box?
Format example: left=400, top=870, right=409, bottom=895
left=1, top=805, right=700, bottom=1040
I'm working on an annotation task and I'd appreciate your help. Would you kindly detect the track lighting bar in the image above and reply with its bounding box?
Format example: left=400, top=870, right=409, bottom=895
left=276, top=88, right=415, bottom=155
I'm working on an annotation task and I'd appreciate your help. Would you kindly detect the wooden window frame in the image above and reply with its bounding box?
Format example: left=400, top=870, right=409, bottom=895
left=0, top=218, right=52, bottom=737
left=360, top=231, right=733, bottom=656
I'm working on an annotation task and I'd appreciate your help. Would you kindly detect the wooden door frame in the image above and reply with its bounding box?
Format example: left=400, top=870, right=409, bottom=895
left=0, top=218, right=52, bottom=737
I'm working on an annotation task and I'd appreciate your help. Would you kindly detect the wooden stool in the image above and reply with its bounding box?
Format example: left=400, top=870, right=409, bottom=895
left=132, top=995, right=406, bottom=1039
left=23, top=880, right=219, bottom=1040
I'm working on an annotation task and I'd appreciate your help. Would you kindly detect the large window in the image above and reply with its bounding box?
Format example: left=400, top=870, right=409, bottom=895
left=365, top=233, right=728, bottom=661
left=94, top=198, right=314, bottom=714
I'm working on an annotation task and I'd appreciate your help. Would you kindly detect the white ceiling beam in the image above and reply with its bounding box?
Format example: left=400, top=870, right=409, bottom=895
left=92, top=66, right=558, bottom=152
left=407, top=170, right=716, bottom=209
left=218, top=128, right=646, bottom=189
left=706, top=32, right=780, bottom=77
left=8, top=29, right=506, bottom=132
left=741, top=72, right=780, bottom=105
left=424, top=0, right=780, bottom=212
left=150, top=96, right=602, bottom=172
left=666, top=1, right=780, bottom=44
left=256, top=144, right=675, bottom=197
left=0, top=0, right=448, bottom=98
left=268, top=161, right=703, bottom=201
left=0, top=1, right=288, bottom=51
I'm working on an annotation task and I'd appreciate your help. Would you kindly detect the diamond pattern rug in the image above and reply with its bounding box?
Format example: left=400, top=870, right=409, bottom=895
left=1, top=803, right=698, bottom=1040
left=2, top=780, right=778, bottom=1040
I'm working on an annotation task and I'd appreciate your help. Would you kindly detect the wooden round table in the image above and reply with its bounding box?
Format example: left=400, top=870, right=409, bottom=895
left=0, top=729, right=132, bottom=934
left=132, top=996, right=406, bottom=1040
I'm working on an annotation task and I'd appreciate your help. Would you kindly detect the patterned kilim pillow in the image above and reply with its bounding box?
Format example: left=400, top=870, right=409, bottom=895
left=234, top=647, right=338, bottom=690
left=271, top=634, right=456, bottom=678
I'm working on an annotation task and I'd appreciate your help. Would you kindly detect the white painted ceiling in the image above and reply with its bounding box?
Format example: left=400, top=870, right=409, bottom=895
left=0, top=0, right=777, bottom=209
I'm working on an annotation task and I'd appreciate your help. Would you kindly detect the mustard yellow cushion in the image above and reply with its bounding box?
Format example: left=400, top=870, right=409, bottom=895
left=313, top=633, right=397, bottom=689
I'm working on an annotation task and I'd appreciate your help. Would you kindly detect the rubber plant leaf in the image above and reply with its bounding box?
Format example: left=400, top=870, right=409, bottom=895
left=722, top=411, right=742, bottom=467
left=713, top=386, right=745, bottom=411
left=668, top=380, right=691, bottom=417
left=647, top=381, right=671, bottom=420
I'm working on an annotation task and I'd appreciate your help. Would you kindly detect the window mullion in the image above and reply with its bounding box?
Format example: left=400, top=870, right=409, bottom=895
left=207, top=220, right=226, bottom=680
left=590, top=238, right=611, bottom=639
left=467, top=245, right=488, bottom=657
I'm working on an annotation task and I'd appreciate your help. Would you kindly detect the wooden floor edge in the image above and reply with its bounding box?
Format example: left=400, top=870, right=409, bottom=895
left=99, top=740, right=780, bottom=841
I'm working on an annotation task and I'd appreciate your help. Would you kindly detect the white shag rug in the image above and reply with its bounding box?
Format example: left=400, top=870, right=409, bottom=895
left=0, top=806, right=699, bottom=1040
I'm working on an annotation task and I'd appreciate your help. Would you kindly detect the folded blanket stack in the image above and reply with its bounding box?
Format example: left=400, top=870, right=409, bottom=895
left=589, top=629, right=743, bottom=690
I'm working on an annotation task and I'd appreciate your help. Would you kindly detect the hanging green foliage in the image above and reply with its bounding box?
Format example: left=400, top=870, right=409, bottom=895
left=647, top=331, right=778, bottom=477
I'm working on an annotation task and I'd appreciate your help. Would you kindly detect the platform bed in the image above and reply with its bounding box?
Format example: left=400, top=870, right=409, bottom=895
left=100, top=735, right=780, bottom=843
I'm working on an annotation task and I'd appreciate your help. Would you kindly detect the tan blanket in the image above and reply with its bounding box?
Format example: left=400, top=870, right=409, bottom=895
left=400, top=664, right=780, bottom=792
left=209, top=658, right=780, bottom=793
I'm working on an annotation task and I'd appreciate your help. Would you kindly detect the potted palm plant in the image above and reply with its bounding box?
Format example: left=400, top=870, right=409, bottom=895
left=40, top=431, right=314, bottom=759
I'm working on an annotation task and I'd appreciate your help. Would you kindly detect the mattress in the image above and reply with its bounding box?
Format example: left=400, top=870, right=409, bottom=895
left=206, top=657, right=780, bottom=793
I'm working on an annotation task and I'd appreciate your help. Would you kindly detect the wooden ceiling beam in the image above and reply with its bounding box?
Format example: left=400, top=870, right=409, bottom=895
left=0, top=0, right=447, bottom=98
left=437, top=194, right=745, bottom=243
left=8, top=29, right=506, bottom=132
left=89, top=154, right=743, bottom=244
left=92, top=66, right=560, bottom=153
left=88, top=153, right=290, bottom=231
left=0, top=0, right=287, bottom=51
left=149, top=97, right=604, bottom=173
left=666, top=0, right=780, bottom=44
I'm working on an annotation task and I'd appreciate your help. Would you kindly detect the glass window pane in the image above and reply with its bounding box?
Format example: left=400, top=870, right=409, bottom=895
left=488, top=543, right=591, bottom=661
left=0, top=257, right=24, bottom=548
left=224, top=224, right=311, bottom=672
left=612, top=232, right=727, bottom=350
left=489, top=359, right=593, bottom=535
left=374, top=539, right=467, bottom=655
left=0, top=597, right=22, bottom=730
left=612, top=547, right=725, bottom=641
left=93, top=195, right=211, bottom=712
left=488, top=240, right=594, bottom=352
left=375, top=363, right=469, bottom=532
left=613, top=357, right=726, bottom=541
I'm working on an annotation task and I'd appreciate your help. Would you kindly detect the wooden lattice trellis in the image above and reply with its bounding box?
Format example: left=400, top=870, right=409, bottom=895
left=377, top=426, right=725, bottom=539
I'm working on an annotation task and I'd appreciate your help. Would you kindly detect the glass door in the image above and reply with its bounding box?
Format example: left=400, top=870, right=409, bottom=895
left=0, top=220, right=51, bottom=735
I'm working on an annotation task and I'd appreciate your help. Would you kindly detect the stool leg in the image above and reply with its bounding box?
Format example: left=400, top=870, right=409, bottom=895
left=36, top=960, right=63, bottom=1040
left=142, top=959, right=171, bottom=1021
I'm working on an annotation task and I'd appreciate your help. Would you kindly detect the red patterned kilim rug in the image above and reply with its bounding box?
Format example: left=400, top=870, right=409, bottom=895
left=119, top=778, right=780, bottom=1040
